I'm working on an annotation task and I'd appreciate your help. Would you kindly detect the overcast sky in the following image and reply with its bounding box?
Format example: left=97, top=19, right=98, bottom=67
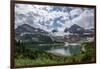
left=15, top=4, right=94, bottom=32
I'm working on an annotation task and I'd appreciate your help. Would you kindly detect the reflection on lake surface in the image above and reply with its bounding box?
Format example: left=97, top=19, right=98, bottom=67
left=47, top=47, right=71, bottom=56
left=47, top=45, right=81, bottom=56
left=25, top=43, right=81, bottom=56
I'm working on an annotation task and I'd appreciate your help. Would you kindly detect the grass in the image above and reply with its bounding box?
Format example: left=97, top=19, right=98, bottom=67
left=15, top=58, right=61, bottom=66
left=15, top=41, right=96, bottom=67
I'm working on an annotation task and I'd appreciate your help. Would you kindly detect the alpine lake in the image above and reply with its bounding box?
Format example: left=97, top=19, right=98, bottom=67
left=24, top=42, right=81, bottom=56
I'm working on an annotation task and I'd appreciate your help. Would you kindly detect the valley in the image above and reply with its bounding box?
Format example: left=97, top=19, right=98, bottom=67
left=14, top=23, right=95, bottom=66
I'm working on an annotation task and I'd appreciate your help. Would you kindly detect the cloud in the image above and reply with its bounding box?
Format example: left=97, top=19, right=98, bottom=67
left=70, top=8, right=83, bottom=19
left=71, top=9, right=94, bottom=29
left=15, top=4, right=95, bottom=36
left=15, top=4, right=70, bottom=31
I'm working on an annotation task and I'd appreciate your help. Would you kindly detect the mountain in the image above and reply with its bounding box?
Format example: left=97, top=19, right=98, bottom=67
left=84, top=29, right=94, bottom=33
left=16, top=24, right=48, bottom=36
left=68, top=24, right=85, bottom=34
left=15, top=24, right=53, bottom=43
left=64, top=28, right=68, bottom=32
left=15, top=24, right=94, bottom=43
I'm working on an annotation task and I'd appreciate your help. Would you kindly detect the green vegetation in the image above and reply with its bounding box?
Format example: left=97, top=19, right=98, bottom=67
left=15, top=40, right=96, bottom=66
left=80, top=42, right=96, bottom=62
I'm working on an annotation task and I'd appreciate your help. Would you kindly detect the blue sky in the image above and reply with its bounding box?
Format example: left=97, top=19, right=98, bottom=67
left=15, top=4, right=94, bottom=33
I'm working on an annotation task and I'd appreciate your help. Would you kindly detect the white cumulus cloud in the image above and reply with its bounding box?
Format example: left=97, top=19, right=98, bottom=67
left=15, top=4, right=95, bottom=35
